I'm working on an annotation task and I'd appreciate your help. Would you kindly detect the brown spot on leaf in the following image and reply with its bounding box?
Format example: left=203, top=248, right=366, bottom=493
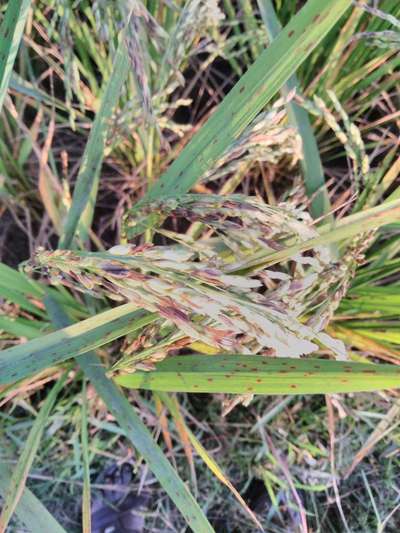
left=239, top=86, right=245, bottom=93
left=313, top=14, right=320, bottom=22
left=288, top=30, right=295, bottom=38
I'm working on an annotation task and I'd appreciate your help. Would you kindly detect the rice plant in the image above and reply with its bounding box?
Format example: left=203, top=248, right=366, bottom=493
left=1, top=0, right=400, bottom=531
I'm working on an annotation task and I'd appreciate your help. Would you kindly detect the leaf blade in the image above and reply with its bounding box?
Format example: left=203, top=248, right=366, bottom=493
left=0, top=304, right=157, bottom=385
left=115, top=355, right=400, bottom=394
left=59, top=35, right=130, bottom=248
left=257, top=0, right=331, bottom=220
left=0, top=0, right=32, bottom=114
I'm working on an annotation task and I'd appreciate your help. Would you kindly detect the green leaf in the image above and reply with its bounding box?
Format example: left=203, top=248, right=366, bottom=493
left=0, top=374, right=67, bottom=531
left=58, top=35, right=130, bottom=248
left=0, top=0, right=32, bottom=114
left=257, top=0, right=331, bottom=220
left=131, top=0, right=352, bottom=233
left=0, top=304, right=157, bottom=385
left=0, top=463, right=66, bottom=533
left=45, top=299, right=215, bottom=533
left=0, top=315, right=46, bottom=340
left=81, top=381, right=91, bottom=533
left=115, top=355, right=400, bottom=394
left=0, top=262, right=43, bottom=299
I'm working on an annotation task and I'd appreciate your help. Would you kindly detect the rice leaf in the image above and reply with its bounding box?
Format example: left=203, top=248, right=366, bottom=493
left=45, top=299, right=215, bottom=533
left=81, top=381, right=91, bottom=533
left=0, top=315, right=46, bottom=340
left=0, top=374, right=67, bottom=532
left=0, top=463, right=66, bottom=533
left=0, top=304, right=157, bottom=385
left=0, top=262, right=43, bottom=298
left=115, top=355, right=400, bottom=394
left=130, top=0, right=352, bottom=233
left=58, top=34, right=130, bottom=248
left=0, top=0, right=32, bottom=114
left=257, top=0, right=331, bottom=220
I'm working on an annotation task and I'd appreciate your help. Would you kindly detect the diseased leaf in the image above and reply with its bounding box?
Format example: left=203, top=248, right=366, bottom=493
left=115, top=355, right=400, bottom=394
left=0, top=304, right=157, bottom=385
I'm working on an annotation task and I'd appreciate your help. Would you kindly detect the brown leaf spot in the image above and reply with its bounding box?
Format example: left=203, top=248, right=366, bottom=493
left=290, top=384, right=298, bottom=389
left=207, top=378, right=213, bottom=382
left=288, top=30, right=295, bottom=37
left=256, top=379, right=262, bottom=383
left=313, top=14, right=320, bottom=22
left=239, top=86, right=245, bottom=93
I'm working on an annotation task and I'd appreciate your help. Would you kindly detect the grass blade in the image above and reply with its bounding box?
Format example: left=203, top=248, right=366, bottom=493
left=115, top=355, right=400, bottom=394
left=131, top=0, right=351, bottom=232
left=0, top=374, right=67, bottom=532
left=58, top=35, right=130, bottom=248
left=0, top=463, right=66, bottom=533
left=155, top=393, right=196, bottom=490
left=0, top=304, right=157, bottom=385
left=45, top=299, right=215, bottom=533
left=81, top=381, right=91, bottom=533
left=257, top=0, right=331, bottom=220
left=0, top=0, right=32, bottom=114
